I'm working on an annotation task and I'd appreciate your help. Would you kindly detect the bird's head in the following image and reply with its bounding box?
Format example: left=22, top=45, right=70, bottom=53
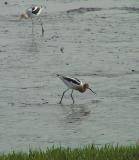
left=19, top=13, right=28, bottom=20
left=83, top=83, right=96, bottom=94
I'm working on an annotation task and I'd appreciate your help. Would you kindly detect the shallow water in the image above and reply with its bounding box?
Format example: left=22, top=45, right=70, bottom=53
left=0, top=0, right=139, bottom=152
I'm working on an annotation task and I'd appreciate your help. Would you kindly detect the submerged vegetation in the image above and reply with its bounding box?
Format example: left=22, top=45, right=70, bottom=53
left=0, top=145, right=139, bottom=160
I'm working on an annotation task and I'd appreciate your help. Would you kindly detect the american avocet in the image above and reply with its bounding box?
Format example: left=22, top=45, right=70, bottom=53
left=20, top=5, right=44, bottom=35
left=57, top=74, right=96, bottom=104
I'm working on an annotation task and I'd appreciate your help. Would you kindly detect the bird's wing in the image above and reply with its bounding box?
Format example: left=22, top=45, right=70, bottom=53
left=57, top=74, right=82, bottom=89
left=74, top=78, right=82, bottom=84
left=32, top=6, right=41, bottom=15
left=65, top=77, right=81, bottom=85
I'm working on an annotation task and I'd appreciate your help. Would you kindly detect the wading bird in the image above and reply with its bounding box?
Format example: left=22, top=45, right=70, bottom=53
left=20, top=5, right=44, bottom=35
left=57, top=74, right=96, bottom=104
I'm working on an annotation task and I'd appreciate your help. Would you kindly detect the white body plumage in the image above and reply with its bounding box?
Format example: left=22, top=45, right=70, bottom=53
left=57, top=74, right=83, bottom=90
left=57, top=74, right=96, bottom=104
left=20, top=5, right=44, bottom=35
left=25, top=6, right=43, bottom=18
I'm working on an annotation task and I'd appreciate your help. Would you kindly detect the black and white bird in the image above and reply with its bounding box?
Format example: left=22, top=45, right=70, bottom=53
left=57, top=74, right=96, bottom=104
left=20, top=5, right=44, bottom=35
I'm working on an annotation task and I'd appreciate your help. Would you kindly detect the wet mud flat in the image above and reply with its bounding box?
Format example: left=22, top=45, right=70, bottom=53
left=0, top=0, right=139, bottom=152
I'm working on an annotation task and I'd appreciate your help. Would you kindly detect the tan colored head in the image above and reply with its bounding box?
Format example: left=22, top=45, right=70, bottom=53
left=78, top=83, right=89, bottom=93
left=83, top=83, right=89, bottom=89
left=19, top=13, right=28, bottom=20
left=83, top=83, right=96, bottom=94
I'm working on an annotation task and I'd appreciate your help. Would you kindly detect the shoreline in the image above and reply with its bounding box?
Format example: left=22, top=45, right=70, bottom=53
left=0, top=144, right=139, bottom=160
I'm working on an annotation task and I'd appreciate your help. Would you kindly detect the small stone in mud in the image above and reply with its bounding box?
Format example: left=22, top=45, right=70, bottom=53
left=60, top=47, right=64, bottom=53
left=4, top=30, right=9, bottom=33
left=42, top=101, right=48, bottom=104
left=100, top=16, right=106, bottom=19
left=4, top=1, right=8, bottom=5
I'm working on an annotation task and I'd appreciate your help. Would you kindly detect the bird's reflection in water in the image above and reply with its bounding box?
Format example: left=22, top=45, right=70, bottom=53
left=29, top=34, right=39, bottom=53
left=61, top=104, right=91, bottom=124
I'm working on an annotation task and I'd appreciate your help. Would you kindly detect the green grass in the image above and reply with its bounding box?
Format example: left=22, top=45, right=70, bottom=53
left=0, top=145, right=139, bottom=160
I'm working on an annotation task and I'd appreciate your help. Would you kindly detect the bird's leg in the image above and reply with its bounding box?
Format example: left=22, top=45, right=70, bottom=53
left=70, top=90, right=75, bottom=104
left=39, top=17, right=44, bottom=36
left=44, top=0, right=48, bottom=10
left=31, top=18, right=34, bottom=35
left=59, top=89, right=69, bottom=104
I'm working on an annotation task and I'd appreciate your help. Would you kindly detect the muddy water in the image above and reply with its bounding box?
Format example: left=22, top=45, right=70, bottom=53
left=0, top=0, right=139, bottom=152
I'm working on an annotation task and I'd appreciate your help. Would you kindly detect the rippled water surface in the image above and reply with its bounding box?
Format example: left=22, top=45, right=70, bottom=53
left=0, top=0, right=139, bottom=152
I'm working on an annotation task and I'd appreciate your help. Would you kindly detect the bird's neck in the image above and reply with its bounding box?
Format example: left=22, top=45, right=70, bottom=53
left=78, top=85, right=87, bottom=93
left=20, top=13, right=28, bottom=19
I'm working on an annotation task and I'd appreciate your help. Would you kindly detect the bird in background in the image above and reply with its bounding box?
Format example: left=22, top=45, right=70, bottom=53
left=57, top=74, right=96, bottom=104
left=20, top=5, right=44, bottom=35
